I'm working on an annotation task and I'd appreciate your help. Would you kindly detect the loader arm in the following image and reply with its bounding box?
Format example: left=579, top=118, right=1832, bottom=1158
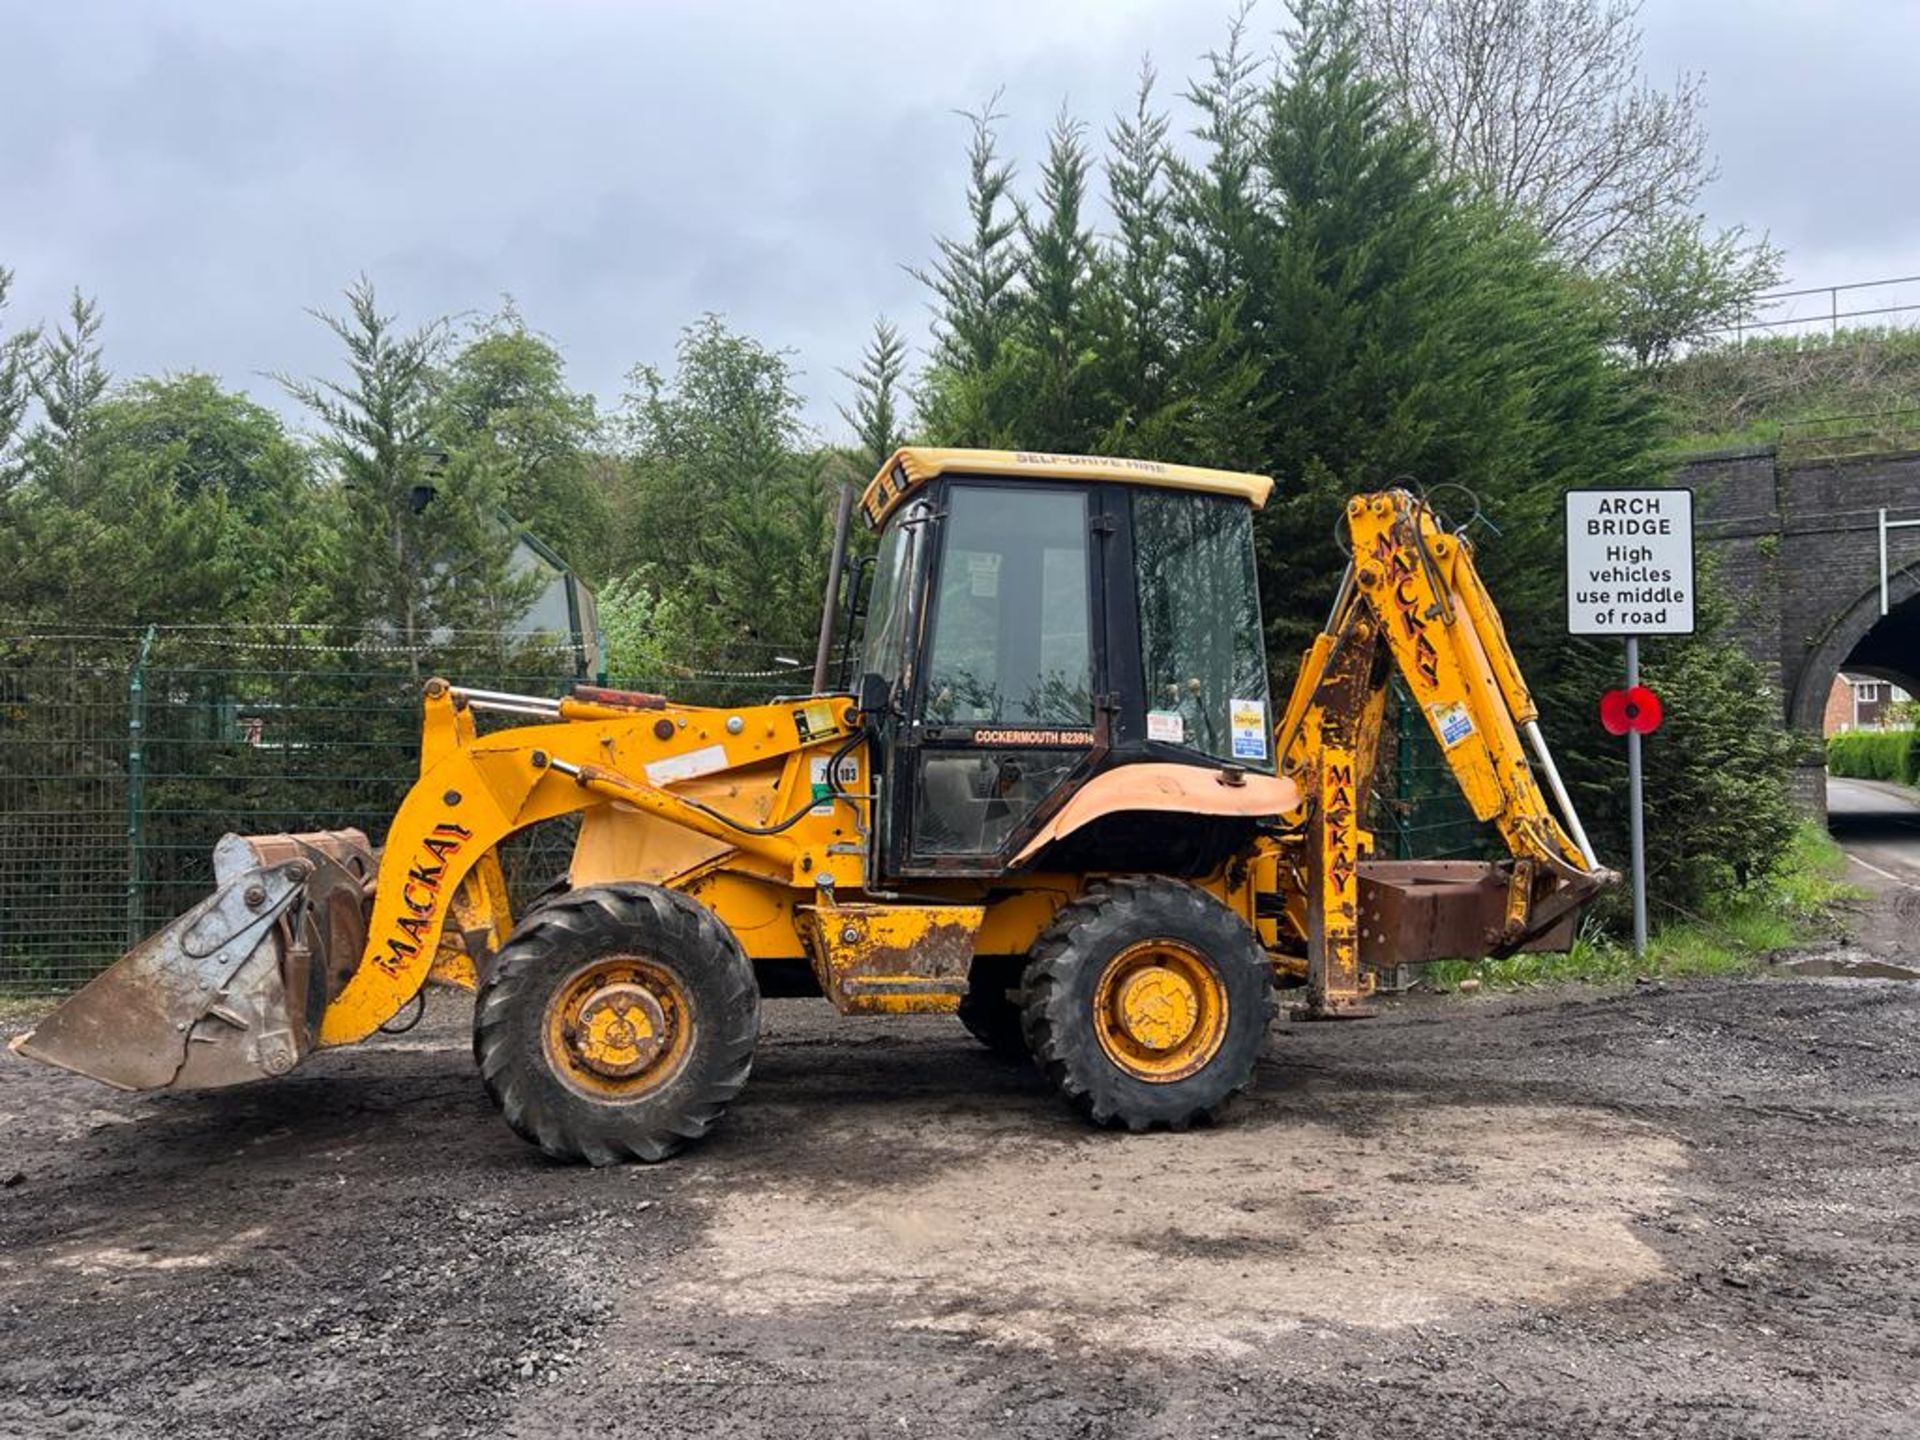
left=325, top=684, right=817, bottom=1046
left=1275, top=490, right=1612, bottom=1015
left=14, top=680, right=867, bottom=1088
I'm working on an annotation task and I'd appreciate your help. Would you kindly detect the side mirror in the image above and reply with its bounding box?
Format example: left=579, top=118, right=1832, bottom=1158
left=856, top=671, right=892, bottom=718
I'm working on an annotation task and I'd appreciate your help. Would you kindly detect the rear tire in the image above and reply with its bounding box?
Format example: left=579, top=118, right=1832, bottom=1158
left=1020, top=876, right=1273, bottom=1131
left=956, top=971, right=1027, bottom=1058
left=473, top=883, right=758, bottom=1165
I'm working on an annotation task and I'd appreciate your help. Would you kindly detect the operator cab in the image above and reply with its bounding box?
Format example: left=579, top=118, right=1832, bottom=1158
left=854, top=448, right=1277, bottom=881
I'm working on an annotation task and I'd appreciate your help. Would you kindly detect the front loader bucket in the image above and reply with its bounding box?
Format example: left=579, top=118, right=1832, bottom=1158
left=10, top=830, right=374, bottom=1092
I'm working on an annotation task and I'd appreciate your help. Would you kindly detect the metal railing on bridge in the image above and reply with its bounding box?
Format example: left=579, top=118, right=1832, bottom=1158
left=1720, top=275, right=1920, bottom=343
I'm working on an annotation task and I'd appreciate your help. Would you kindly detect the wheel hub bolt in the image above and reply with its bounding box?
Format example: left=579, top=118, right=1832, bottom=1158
left=570, top=982, right=669, bottom=1077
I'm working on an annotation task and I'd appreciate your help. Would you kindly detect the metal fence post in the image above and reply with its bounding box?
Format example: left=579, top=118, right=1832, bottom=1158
left=1394, top=688, right=1413, bottom=861
left=126, top=625, right=156, bottom=946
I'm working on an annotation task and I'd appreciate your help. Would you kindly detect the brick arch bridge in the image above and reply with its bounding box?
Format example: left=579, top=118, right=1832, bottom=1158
left=1681, top=443, right=1920, bottom=814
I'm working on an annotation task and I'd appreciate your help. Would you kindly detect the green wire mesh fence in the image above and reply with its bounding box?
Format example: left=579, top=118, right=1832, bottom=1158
left=1381, top=684, right=1487, bottom=862
left=0, top=625, right=806, bottom=993
left=0, top=640, right=133, bottom=994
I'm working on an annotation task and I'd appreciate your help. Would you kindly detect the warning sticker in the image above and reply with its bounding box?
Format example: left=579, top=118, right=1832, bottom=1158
left=1432, top=702, right=1475, bottom=749
left=1229, top=698, right=1268, bottom=761
left=967, top=552, right=1001, bottom=598
left=809, top=754, right=861, bottom=813
left=793, top=701, right=839, bottom=741
left=1147, top=710, right=1185, bottom=743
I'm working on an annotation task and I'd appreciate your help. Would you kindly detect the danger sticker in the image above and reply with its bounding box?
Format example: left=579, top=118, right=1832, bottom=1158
left=1147, top=710, right=1185, bottom=743
left=1230, top=698, right=1268, bottom=761
left=1432, top=702, right=1475, bottom=749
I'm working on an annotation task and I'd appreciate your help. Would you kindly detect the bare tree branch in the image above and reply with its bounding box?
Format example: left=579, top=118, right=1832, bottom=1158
left=1354, top=0, right=1708, bottom=267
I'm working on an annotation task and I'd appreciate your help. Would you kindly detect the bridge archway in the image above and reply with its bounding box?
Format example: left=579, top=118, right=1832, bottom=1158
left=1790, top=571, right=1920, bottom=738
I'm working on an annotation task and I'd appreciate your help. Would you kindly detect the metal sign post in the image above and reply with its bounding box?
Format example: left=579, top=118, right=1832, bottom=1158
left=1623, top=637, right=1648, bottom=957
left=1565, top=489, right=1697, bottom=959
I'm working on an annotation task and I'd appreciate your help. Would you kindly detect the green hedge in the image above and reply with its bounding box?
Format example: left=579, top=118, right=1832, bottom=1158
left=1827, top=728, right=1920, bottom=785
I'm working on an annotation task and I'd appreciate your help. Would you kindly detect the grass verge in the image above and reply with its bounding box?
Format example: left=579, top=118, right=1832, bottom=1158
left=1427, top=825, right=1860, bottom=992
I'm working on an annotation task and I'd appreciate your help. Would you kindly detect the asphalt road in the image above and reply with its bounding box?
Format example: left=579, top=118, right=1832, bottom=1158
left=1825, top=775, right=1920, bottom=962
left=1827, top=775, right=1920, bottom=886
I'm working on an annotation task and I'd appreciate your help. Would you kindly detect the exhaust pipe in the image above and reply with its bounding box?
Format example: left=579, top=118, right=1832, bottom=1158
left=10, top=830, right=374, bottom=1091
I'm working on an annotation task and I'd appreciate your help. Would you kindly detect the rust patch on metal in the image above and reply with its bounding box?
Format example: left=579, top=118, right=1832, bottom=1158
left=1356, top=860, right=1583, bottom=967
left=796, top=903, right=986, bottom=1015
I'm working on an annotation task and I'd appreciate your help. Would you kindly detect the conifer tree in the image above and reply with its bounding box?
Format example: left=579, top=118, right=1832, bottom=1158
left=839, top=317, right=909, bottom=474
left=1092, top=64, right=1180, bottom=452
left=1013, top=109, right=1104, bottom=450
left=0, top=268, right=37, bottom=485
left=1164, top=9, right=1272, bottom=471
left=913, top=98, right=1027, bottom=446
left=1253, top=0, right=1456, bottom=656
left=282, top=278, right=529, bottom=671
left=26, top=290, right=109, bottom=502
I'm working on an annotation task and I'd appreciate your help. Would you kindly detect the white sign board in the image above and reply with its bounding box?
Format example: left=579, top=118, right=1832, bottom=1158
left=1564, top=489, right=1695, bottom=636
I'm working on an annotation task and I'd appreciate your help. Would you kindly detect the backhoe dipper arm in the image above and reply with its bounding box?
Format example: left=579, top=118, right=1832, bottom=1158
left=1276, top=491, right=1611, bottom=1015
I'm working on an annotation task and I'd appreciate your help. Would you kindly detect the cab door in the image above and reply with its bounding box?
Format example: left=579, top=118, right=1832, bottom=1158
left=853, top=494, right=935, bottom=886
left=888, top=481, right=1106, bottom=877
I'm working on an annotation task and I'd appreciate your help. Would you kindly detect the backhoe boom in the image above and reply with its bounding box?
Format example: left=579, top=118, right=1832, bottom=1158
left=1277, top=491, right=1612, bottom=1015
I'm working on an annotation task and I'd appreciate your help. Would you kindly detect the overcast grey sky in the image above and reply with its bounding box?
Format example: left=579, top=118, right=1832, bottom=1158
left=3, top=1, right=1916, bottom=439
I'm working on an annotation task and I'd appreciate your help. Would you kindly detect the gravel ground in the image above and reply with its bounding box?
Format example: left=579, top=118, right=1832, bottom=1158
left=2, top=944, right=1918, bottom=1438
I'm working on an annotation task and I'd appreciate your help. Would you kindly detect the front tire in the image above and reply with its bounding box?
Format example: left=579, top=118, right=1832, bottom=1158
left=473, top=883, right=758, bottom=1165
left=1021, top=877, right=1274, bottom=1131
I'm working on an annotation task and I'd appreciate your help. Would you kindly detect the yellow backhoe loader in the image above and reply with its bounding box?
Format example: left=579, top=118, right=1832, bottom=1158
left=13, top=449, right=1609, bottom=1163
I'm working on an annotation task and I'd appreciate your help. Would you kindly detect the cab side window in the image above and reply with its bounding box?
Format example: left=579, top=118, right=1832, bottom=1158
left=1133, top=490, right=1272, bottom=767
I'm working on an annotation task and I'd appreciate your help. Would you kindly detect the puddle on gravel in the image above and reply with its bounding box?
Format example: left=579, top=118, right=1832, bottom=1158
left=1774, top=956, right=1920, bottom=980
left=672, top=1102, right=1684, bottom=1357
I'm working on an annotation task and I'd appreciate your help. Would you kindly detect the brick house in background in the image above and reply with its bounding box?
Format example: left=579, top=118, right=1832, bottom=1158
left=1823, top=672, right=1913, bottom=735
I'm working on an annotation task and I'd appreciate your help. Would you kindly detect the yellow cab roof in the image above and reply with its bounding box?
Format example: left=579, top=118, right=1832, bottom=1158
left=861, top=447, right=1275, bottom=529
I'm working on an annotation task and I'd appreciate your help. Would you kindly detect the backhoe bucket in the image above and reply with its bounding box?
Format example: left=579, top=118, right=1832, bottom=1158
left=10, top=830, right=375, bottom=1091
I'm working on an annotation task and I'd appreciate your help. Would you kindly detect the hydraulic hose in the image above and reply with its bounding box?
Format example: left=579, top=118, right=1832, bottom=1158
left=676, top=726, right=867, bottom=838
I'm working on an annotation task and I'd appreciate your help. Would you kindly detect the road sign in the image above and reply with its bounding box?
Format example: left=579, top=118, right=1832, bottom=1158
left=1565, top=489, right=1694, bottom=961
left=1564, top=489, right=1695, bottom=636
left=1600, top=685, right=1663, bottom=736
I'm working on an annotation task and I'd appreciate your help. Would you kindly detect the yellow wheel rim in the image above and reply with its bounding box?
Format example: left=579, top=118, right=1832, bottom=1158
left=1092, top=939, right=1229, bottom=1083
left=543, top=955, right=694, bottom=1100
